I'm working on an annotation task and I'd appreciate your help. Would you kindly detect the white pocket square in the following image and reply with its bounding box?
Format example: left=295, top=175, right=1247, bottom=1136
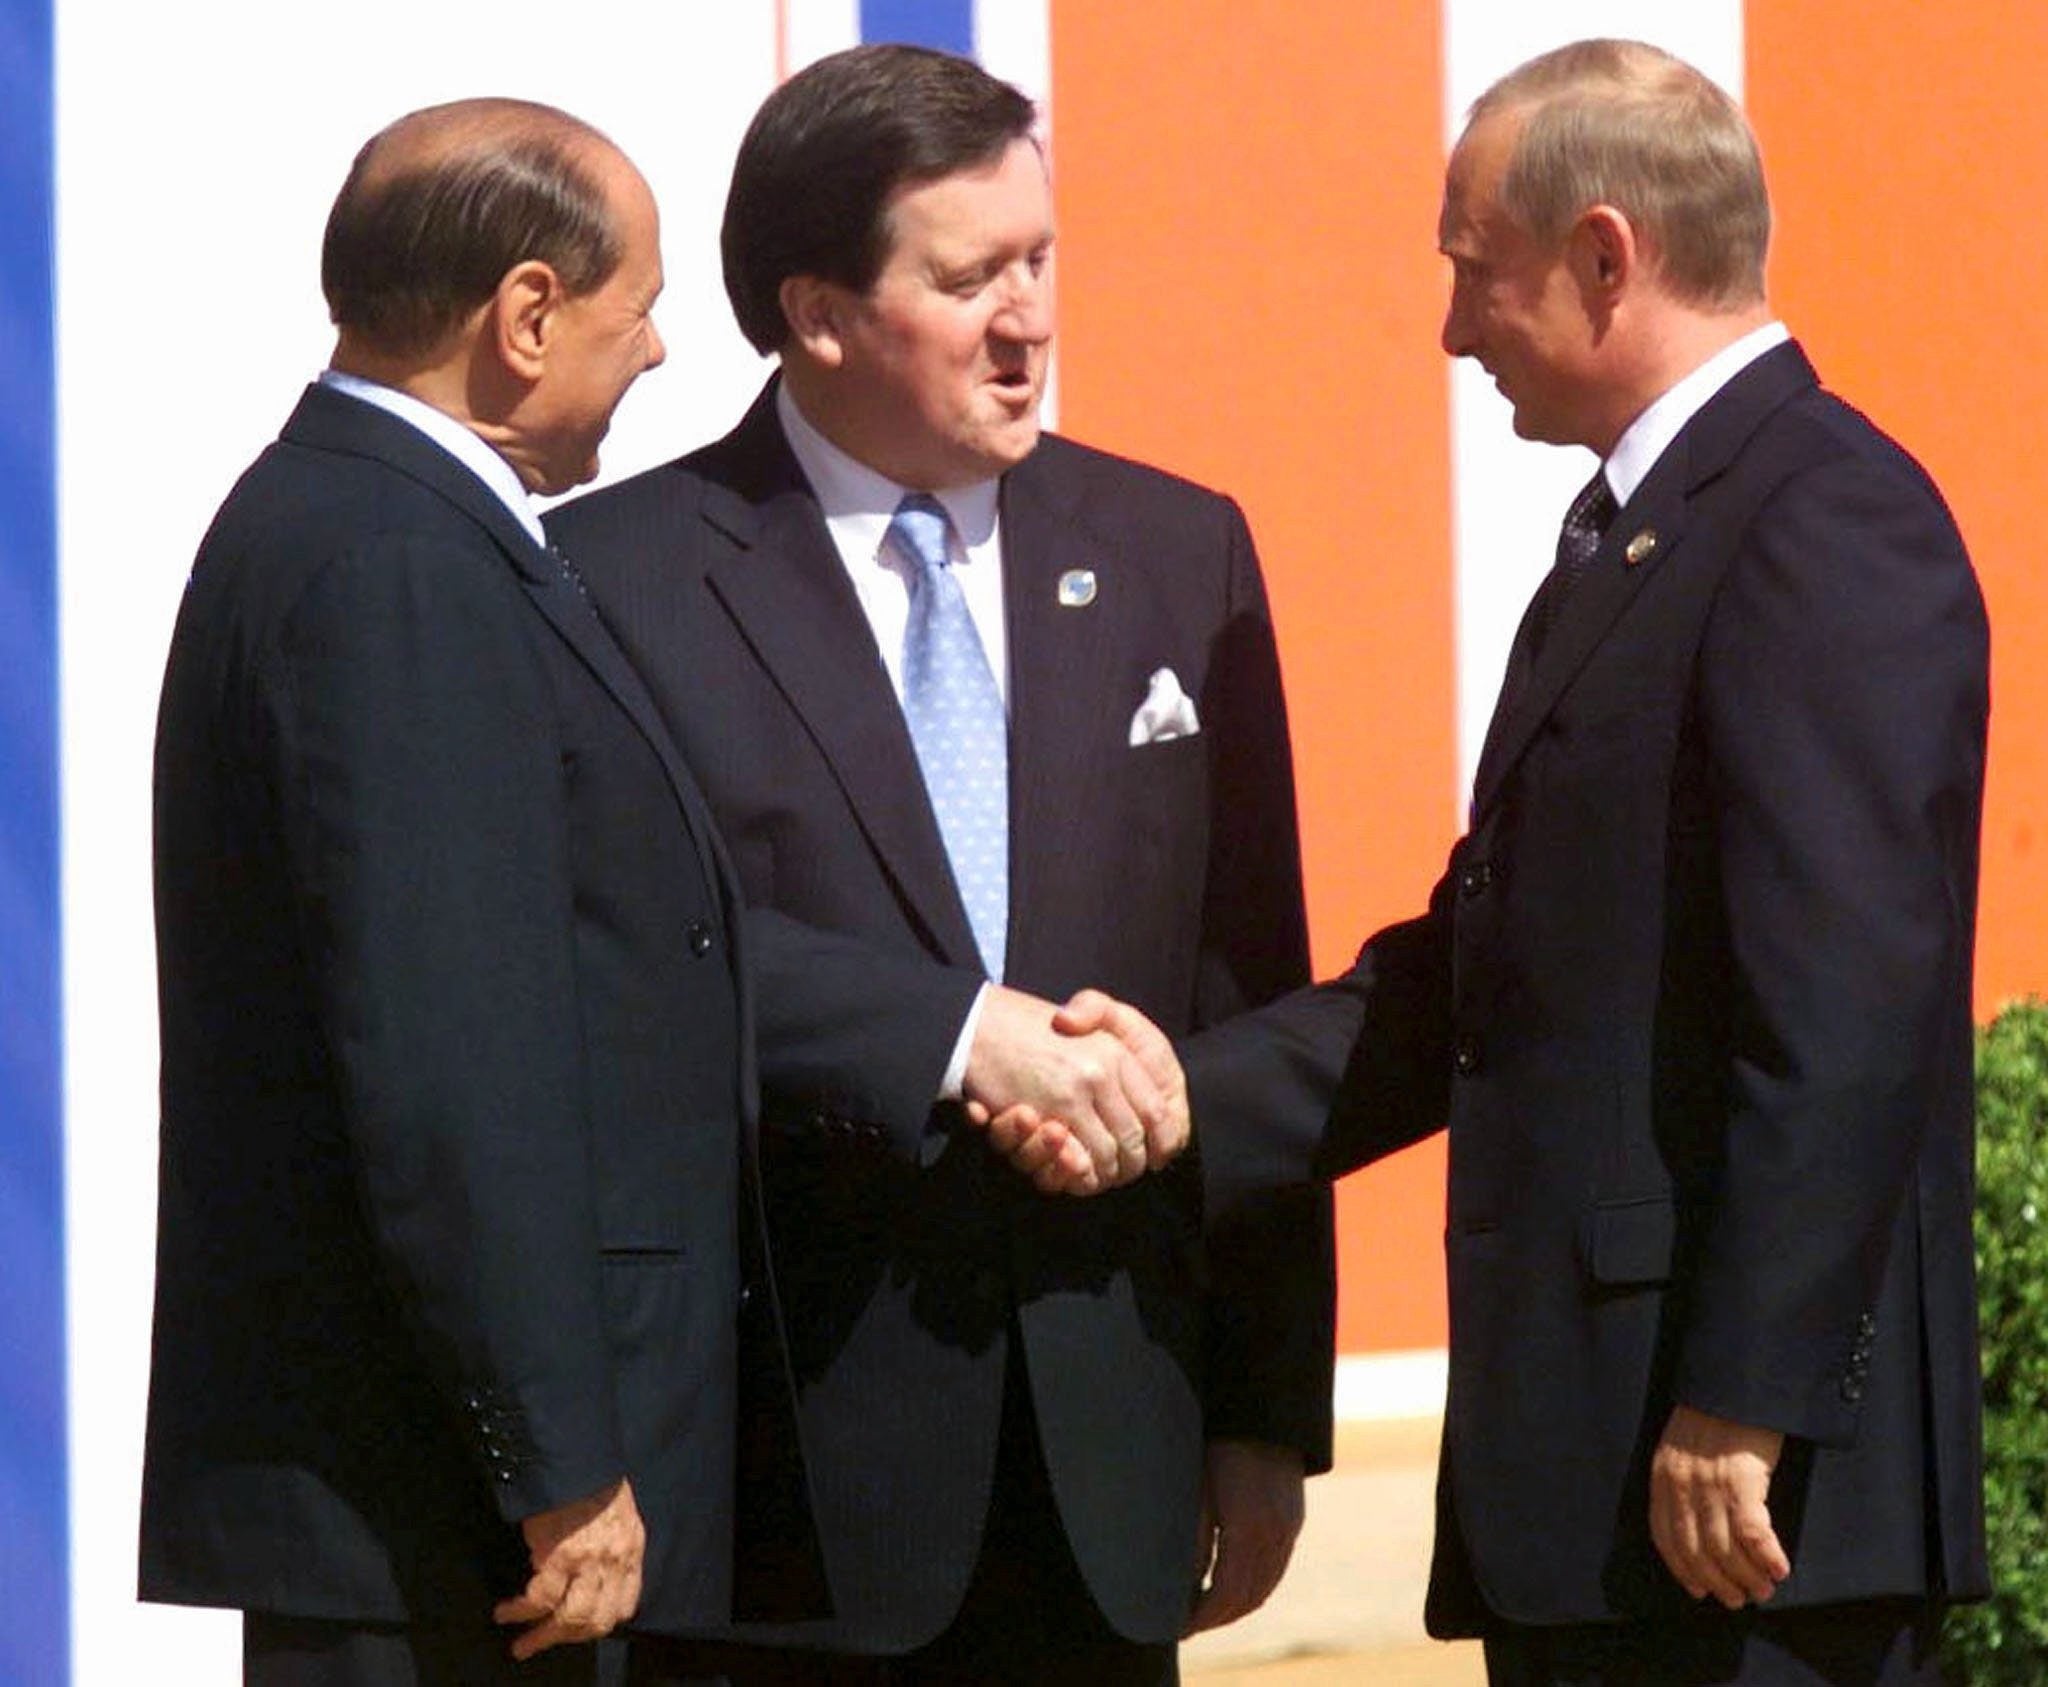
left=1128, top=667, right=1201, bottom=746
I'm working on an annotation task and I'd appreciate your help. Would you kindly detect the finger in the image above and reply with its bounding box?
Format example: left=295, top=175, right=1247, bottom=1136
left=1082, top=1043, right=1151, bottom=1185
left=1051, top=988, right=1116, bottom=1036
left=1648, top=1490, right=1696, bottom=1601
left=1032, top=1139, right=1102, bottom=1196
left=1003, top=1118, right=1065, bottom=1172
left=1074, top=1001, right=1187, bottom=1162
left=1681, top=1494, right=1750, bottom=1611
left=1048, top=1062, right=1123, bottom=1184
left=964, top=1099, right=993, bottom=1126
left=1651, top=1472, right=1711, bottom=1602
left=1692, top=1494, right=1753, bottom=1609
left=1729, top=1494, right=1790, bottom=1600
left=556, top=1565, right=604, bottom=1634
left=1694, top=1471, right=1782, bottom=1607
left=496, top=1562, right=568, bottom=1629
left=1664, top=1487, right=1719, bottom=1605
left=509, top=1615, right=570, bottom=1661
left=982, top=1104, right=1045, bottom=1160
left=1145, top=1091, right=1191, bottom=1167
left=1186, top=1535, right=1274, bottom=1636
left=1056, top=1134, right=1103, bottom=1193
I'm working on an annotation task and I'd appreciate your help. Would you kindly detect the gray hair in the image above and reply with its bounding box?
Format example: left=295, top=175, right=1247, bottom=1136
left=1469, top=39, right=1769, bottom=308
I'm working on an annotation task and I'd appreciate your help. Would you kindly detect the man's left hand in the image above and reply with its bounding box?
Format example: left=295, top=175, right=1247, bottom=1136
left=1649, top=1404, right=1790, bottom=1609
left=1185, top=1440, right=1306, bottom=1636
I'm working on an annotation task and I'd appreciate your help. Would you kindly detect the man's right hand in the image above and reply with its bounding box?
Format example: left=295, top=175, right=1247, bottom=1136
left=964, top=986, right=1189, bottom=1194
left=492, top=1477, right=644, bottom=1660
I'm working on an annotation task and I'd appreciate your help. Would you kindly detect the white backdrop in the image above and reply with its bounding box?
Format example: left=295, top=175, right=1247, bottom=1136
left=56, top=4, right=1045, bottom=1678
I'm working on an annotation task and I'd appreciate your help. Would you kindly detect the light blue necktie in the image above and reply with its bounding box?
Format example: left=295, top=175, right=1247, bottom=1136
left=891, top=493, right=1009, bottom=980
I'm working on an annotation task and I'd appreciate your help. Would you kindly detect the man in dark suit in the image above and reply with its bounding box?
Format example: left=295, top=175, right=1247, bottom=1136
left=548, top=43, right=1335, bottom=1686
left=142, top=97, right=987, bottom=1686
left=1140, top=38, right=1988, bottom=1687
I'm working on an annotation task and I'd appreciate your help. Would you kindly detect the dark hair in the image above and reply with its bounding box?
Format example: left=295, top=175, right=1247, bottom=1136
left=721, top=44, right=1037, bottom=354
left=322, top=99, right=623, bottom=359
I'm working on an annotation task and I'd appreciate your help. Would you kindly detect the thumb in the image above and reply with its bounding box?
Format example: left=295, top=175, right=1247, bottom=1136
left=1053, top=988, right=1118, bottom=1036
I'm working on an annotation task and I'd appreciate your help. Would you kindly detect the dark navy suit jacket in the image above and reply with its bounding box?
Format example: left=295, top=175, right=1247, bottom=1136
left=1190, top=343, right=1991, bottom=1631
left=548, top=384, right=1336, bottom=1649
left=142, top=384, right=937, bottom=1632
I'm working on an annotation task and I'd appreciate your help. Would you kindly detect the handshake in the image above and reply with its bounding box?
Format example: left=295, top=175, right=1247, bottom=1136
left=961, top=985, right=1188, bottom=1196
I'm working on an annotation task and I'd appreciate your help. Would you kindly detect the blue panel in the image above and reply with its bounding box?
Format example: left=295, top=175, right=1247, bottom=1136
left=859, top=0, right=974, bottom=57
left=0, top=0, right=67, bottom=1680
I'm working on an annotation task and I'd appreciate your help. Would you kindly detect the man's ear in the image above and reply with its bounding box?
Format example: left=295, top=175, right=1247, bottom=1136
left=489, top=259, right=565, bottom=381
left=779, top=274, right=848, bottom=369
left=1572, top=205, right=1636, bottom=299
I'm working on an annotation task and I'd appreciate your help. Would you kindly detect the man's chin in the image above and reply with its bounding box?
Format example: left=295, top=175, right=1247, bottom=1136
left=982, top=415, right=1043, bottom=469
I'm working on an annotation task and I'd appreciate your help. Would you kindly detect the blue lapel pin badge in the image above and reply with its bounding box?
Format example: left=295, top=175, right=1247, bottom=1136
left=1057, top=568, right=1098, bottom=607
left=1624, top=529, right=1658, bottom=567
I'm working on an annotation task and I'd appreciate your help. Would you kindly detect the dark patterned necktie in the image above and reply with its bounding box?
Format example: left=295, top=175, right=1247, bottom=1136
left=1527, top=469, right=1619, bottom=658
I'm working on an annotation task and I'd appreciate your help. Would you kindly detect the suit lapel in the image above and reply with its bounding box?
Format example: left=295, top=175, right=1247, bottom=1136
left=998, top=449, right=1126, bottom=986
left=1470, top=341, right=1821, bottom=817
left=700, top=393, right=984, bottom=971
left=1470, top=481, right=1688, bottom=812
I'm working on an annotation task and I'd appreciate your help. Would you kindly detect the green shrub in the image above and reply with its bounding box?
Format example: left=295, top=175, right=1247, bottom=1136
left=1944, top=998, right=2048, bottom=1684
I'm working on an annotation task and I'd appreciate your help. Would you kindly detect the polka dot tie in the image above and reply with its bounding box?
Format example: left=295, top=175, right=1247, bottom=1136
left=892, top=493, right=1009, bottom=981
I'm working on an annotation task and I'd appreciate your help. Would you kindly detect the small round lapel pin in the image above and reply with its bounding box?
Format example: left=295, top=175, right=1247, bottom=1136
left=1057, top=568, right=1098, bottom=607
left=1624, top=529, right=1659, bottom=567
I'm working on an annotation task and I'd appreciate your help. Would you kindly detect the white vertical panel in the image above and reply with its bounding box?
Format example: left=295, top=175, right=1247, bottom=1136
left=57, top=5, right=783, bottom=1680
left=974, top=0, right=1057, bottom=428
left=974, top=0, right=1051, bottom=120
left=783, top=0, right=863, bottom=73
left=1443, top=1, right=1745, bottom=810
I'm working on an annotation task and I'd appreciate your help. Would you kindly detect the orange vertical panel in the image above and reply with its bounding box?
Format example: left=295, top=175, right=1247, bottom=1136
left=1050, top=3, right=1453, bottom=1352
left=1747, top=4, right=2048, bottom=1013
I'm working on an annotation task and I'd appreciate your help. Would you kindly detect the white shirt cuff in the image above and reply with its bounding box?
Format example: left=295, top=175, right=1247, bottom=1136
left=938, top=982, right=990, bottom=1102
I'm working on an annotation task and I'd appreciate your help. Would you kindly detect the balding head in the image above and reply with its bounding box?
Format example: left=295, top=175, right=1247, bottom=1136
left=322, top=98, right=625, bottom=362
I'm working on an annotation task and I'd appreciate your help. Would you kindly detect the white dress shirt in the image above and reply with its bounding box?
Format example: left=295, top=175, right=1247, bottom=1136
left=1602, top=320, right=1791, bottom=503
left=776, top=382, right=1010, bottom=708
left=318, top=369, right=547, bottom=549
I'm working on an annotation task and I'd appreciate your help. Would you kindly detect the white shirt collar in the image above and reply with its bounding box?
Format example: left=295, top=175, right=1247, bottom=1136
left=318, top=368, right=547, bottom=548
left=1603, top=320, right=1791, bottom=506
left=774, top=379, right=1000, bottom=552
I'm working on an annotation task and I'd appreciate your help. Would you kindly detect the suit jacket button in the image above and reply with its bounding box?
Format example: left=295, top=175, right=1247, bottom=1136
left=1453, top=1036, right=1482, bottom=1076
left=1841, top=1375, right=1865, bottom=1403
left=687, top=920, right=714, bottom=957
left=1459, top=861, right=1494, bottom=897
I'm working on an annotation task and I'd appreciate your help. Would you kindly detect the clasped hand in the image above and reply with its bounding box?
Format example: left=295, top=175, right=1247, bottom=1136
left=492, top=1477, right=644, bottom=1658
left=962, top=986, right=1188, bottom=1196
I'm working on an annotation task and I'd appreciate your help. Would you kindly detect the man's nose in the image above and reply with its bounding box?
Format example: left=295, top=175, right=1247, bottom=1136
left=993, top=264, right=1053, bottom=345
left=1440, top=296, right=1471, bottom=359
